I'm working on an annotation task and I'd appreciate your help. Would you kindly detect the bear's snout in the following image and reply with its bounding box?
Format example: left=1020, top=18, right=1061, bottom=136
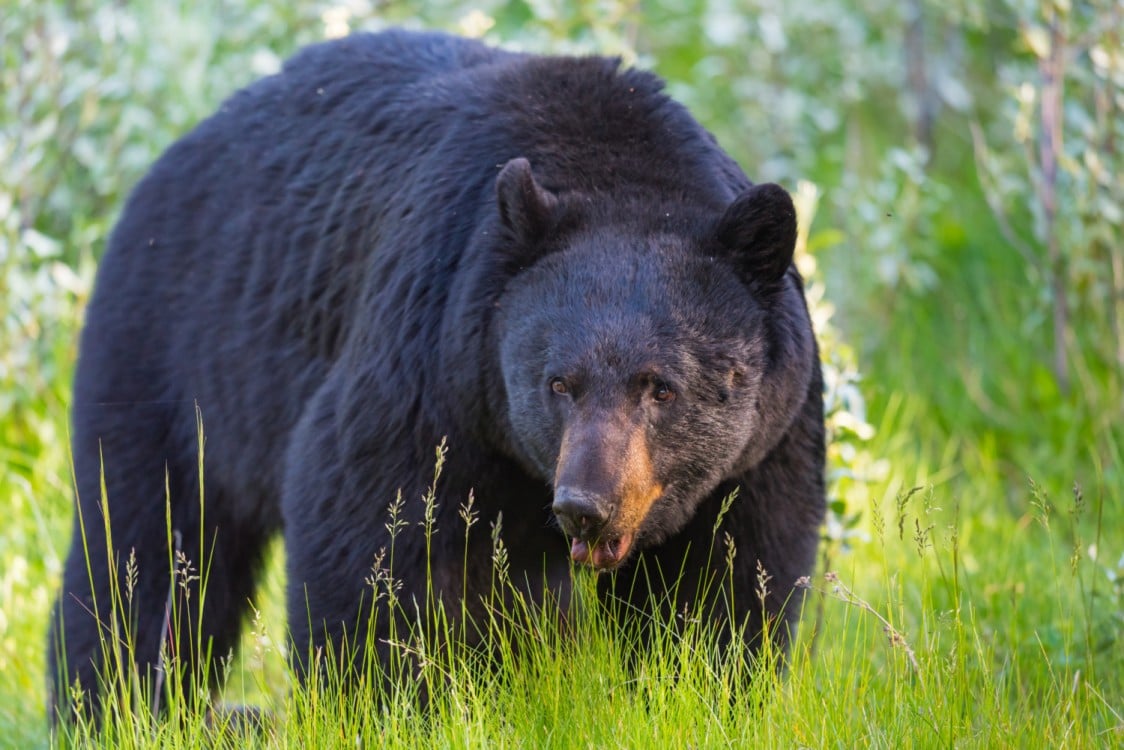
left=552, top=412, right=663, bottom=569
left=552, top=486, right=611, bottom=540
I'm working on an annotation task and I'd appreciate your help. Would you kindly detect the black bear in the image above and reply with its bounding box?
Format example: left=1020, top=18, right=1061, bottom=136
left=49, top=29, right=824, bottom=720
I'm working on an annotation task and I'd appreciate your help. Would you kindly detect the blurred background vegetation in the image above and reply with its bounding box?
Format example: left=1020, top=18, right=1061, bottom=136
left=2, top=0, right=1122, bottom=745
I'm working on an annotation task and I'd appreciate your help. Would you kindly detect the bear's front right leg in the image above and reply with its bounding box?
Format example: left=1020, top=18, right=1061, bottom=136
left=280, top=377, right=459, bottom=698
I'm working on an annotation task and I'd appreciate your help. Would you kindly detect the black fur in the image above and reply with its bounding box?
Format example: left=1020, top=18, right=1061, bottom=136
left=49, top=29, right=824, bottom=720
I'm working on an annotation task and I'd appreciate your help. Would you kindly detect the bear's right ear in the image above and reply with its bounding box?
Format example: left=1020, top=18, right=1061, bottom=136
left=714, top=183, right=797, bottom=289
left=496, top=157, right=558, bottom=243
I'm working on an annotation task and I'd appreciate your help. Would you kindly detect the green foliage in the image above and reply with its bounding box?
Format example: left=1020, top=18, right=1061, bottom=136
left=2, top=0, right=1122, bottom=747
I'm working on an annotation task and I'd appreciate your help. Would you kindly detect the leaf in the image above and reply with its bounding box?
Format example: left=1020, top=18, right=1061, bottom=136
left=1021, top=24, right=1050, bottom=60
left=21, top=229, right=59, bottom=259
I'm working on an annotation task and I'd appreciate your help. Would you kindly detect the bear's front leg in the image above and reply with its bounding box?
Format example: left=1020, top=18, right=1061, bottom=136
left=279, top=377, right=434, bottom=692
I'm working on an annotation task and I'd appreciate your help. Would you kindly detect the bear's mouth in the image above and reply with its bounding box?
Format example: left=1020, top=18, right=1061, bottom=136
left=569, top=532, right=634, bottom=570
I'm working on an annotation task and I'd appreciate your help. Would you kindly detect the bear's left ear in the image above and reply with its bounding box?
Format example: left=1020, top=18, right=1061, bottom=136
left=714, top=183, right=797, bottom=288
left=496, top=157, right=558, bottom=243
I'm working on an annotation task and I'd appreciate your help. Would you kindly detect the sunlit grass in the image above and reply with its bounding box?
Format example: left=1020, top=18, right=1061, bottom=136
left=21, top=441, right=1121, bottom=748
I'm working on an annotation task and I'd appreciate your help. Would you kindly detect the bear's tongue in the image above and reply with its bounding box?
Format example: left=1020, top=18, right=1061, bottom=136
left=570, top=534, right=632, bottom=569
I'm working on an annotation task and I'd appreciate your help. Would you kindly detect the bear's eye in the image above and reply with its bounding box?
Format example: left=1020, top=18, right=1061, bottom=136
left=549, top=377, right=569, bottom=396
left=652, top=381, right=676, bottom=403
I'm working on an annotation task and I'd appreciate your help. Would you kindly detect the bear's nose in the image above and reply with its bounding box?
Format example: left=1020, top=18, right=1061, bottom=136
left=552, top=487, right=610, bottom=540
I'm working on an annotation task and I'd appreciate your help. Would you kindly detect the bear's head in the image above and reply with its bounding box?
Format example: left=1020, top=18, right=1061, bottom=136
left=494, top=158, right=816, bottom=570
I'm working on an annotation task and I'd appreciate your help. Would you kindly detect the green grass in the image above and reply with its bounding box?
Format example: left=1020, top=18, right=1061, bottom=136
left=6, top=421, right=1121, bottom=747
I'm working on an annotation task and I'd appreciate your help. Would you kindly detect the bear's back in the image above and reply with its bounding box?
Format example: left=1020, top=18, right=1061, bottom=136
left=281, top=29, right=508, bottom=87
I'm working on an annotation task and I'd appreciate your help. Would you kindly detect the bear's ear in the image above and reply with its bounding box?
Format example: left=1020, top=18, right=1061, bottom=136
left=714, top=183, right=797, bottom=288
left=496, top=157, right=558, bottom=243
